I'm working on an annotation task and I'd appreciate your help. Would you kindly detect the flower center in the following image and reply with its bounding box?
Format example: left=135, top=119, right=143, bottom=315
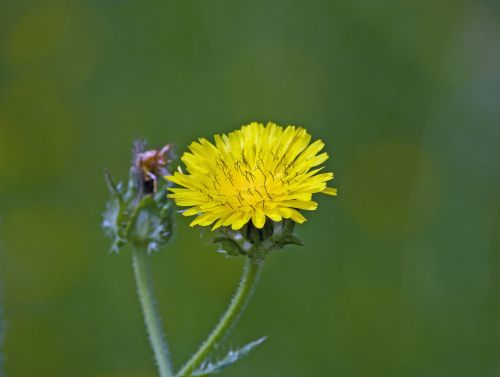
left=205, top=154, right=289, bottom=210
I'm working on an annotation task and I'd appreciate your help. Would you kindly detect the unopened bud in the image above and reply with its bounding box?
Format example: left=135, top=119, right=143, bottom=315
left=102, top=141, right=175, bottom=253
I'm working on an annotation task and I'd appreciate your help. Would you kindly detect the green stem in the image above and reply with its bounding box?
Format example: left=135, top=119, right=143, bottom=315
left=176, top=256, right=264, bottom=377
left=132, top=244, right=174, bottom=377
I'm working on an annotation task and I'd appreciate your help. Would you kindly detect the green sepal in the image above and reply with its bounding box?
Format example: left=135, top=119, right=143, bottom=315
left=211, top=218, right=305, bottom=258
left=275, top=235, right=305, bottom=247
left=282, top=218, right=296, bottom=235
left=270, top=219, right=304, bottom=249
left=212, top=236, right=245, bottom=257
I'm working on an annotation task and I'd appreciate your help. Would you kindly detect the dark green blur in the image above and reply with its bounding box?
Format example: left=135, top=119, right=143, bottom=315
left=1, top=1, right=499, bottom=376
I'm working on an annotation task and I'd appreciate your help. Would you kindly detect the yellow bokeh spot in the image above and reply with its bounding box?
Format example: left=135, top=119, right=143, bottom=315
left=4, top=1, right=97, bottom=88
left=4, top=2, right=70, bottom=62
left=0, top=82, right=78, bottom=184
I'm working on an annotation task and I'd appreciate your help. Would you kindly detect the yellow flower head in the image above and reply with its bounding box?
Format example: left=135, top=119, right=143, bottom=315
left=166, top=122, right=337, bottom=231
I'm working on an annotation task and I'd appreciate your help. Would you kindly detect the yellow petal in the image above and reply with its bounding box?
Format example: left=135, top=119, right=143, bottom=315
left=265, top=209, right=282, bottom=222
left=322, top=187, right=338, bottom=196
left=288, top=208, right=307, bottom=223
left=231, top=212, right=252, bottom=230
left=280, top=200, right=318, bottom=210
left=251, top=207, right=266, bottom=228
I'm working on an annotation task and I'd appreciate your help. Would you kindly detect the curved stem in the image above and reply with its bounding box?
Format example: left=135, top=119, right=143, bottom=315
left=176, top=256, right=264, bottom=377
left=132, top=244, right=174, bottom=377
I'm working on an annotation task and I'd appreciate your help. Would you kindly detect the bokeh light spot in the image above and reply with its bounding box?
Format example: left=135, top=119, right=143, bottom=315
left=4, top=1, right=97, bottom=88
left=344, top=141, right=438, bottom=238
left=4, top=2, right=70, bottom=62
left=0, top=82, right=78, bottom=185
left=2, top=206, right=90, bottom=302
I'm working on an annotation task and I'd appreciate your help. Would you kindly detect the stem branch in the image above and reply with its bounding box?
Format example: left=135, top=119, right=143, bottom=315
left=176, top=256, right=264, bottom=377
left=132, top=244, right=173, bottom=377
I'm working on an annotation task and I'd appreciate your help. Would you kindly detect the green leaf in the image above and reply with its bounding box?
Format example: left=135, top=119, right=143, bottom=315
left=191, top=336, right=267, bottom=376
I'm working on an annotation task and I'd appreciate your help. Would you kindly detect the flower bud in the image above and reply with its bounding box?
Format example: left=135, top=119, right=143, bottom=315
left=102, top=141, right=175, bottom=253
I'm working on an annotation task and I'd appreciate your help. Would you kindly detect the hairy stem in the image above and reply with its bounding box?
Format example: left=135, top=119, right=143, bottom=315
left=132, top=244, right=173, bottom=377
left=176, top=256, right=264, bottom=377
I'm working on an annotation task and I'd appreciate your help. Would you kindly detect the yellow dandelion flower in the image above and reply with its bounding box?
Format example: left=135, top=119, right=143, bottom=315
left=166, top=122, right=337, bottom=231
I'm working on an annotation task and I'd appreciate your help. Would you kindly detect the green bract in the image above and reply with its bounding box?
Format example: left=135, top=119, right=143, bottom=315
left=213, top=218, right=305, bottom=258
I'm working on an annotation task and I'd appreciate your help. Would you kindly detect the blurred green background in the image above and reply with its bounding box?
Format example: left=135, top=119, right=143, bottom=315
left=1, top=0, right=500, bottom=376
